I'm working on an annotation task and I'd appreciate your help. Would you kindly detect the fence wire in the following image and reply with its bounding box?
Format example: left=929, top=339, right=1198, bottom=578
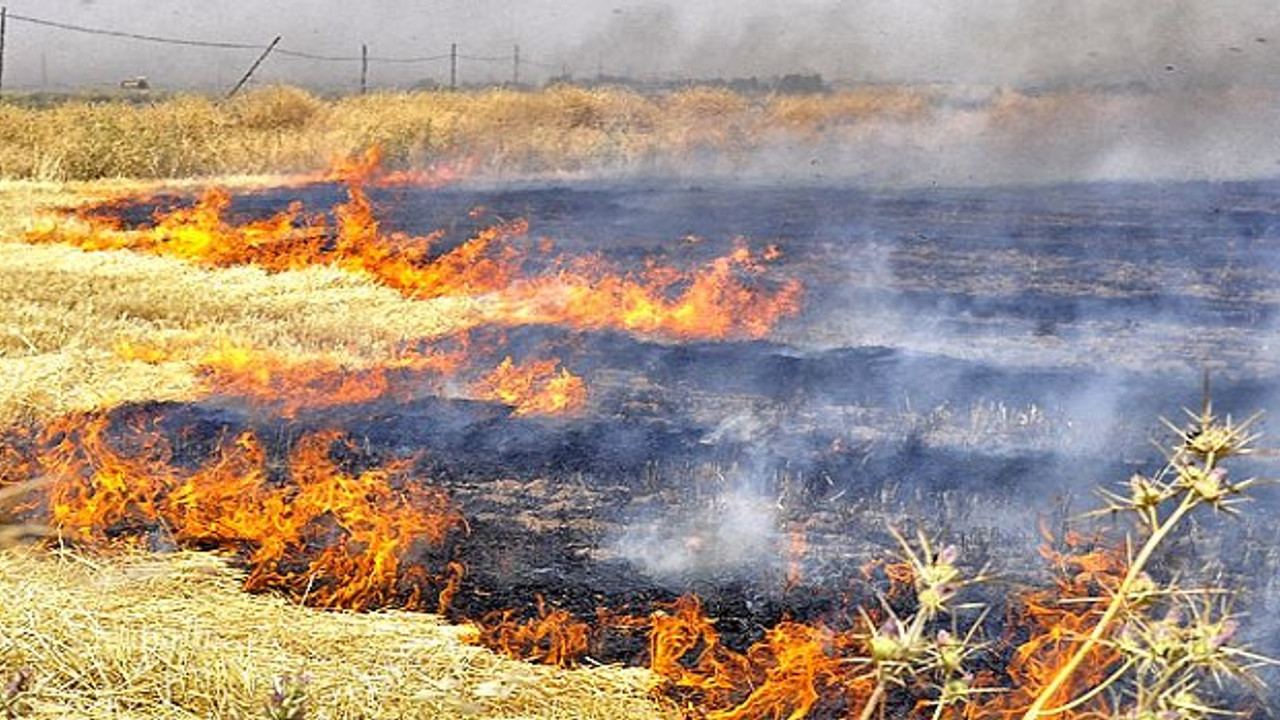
left=2, top=9, right=568, bottom=83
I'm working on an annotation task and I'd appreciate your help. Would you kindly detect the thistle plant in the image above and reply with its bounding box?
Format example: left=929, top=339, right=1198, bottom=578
left=265, top=674, right=309, bottom=720
left=858, top=528, right=992, bottom=720
left=1021, top=395, right=1268, bottom=719
left=1, top=667, right=32, bottom=720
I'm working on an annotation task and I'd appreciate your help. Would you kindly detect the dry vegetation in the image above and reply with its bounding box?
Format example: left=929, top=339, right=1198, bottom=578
left=0, top=178, right=495, bottom=425
left=0, top=547, right=670, bottom=719
left=0, top=240, right=485, bottom=424
left=1, top=89, right=1277, bottom=718
left=0, top=84, right=932, bottom=181
left=0, top=179, right=687, bottom=720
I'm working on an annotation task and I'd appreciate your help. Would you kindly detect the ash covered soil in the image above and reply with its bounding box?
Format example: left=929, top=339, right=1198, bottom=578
left=113, top=178, right=1280, bottom=663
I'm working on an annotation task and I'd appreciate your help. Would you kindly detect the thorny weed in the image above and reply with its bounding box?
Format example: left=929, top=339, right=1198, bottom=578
left=856, top=527, right=995, bottom=720
left=1021, top=393, right=1275, bottom=719
left=1, top=668, right=32, bottom=720
left=265, top=673, right=309, bottom=720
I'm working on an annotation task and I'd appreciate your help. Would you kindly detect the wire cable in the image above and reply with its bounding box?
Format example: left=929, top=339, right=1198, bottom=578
left=5, top=11, right=559, bottom=73
left=6, top=12, right=262, bottom=50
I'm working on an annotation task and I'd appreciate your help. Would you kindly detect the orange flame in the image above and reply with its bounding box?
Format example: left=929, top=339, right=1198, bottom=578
left=975, top=534, right=1127, bottom=718
left=322, top=146, right=476, bottom=189
left=28, top=159, right=802, bottom=343
left=13, top=412, right=466, bottom=612
left=645, top=595, right=874, bottom=719
left=470, top=356, right=588, bottom=416
left=480, top=596, right=594, bottom=666
left=493, top=244, right=803, bottom=340
left=193, top=343, right=467, bottom=418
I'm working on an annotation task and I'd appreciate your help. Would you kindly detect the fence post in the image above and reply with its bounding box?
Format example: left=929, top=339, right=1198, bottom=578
left=512, top=44, right=519, bottom=86
left=450, top=42, right=457, bottom=90
left=227, top=35, right=281, bottom=99
left=360, top=43, right=368, bottom=94
left=0, top=7, right=8, bottom=99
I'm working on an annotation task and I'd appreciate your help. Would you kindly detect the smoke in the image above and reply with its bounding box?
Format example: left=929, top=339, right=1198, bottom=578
left=612, top=483, right=784, bottom=582
left=7, top=0, right=1280, bottom=90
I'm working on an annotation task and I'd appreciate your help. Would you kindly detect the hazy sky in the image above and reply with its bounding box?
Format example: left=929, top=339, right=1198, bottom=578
left=2, top=1, right=1278, bottom=90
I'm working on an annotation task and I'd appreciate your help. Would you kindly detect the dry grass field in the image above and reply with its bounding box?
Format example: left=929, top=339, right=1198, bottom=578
left=0, top=237, right=484, bottom=425
left=0, top=176, right=678, bottom=718
left=1, top=87, right=1277, bottom=719
left=0, top=85, right=928, bottom=181
left=0, top=547, right=669, bottom=719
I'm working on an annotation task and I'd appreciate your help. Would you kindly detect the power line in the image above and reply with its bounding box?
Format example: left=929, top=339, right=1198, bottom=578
left=273, top=48, right=362, bottom=63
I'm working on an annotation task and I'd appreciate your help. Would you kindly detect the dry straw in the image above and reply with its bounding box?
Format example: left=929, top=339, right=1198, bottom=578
left=0, top=547, right=672, bottom=719
left=0, top=85, right=939, bottom=181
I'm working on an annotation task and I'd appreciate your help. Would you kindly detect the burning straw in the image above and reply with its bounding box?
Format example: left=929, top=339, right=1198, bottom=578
left=0, top=547, right=673, bottom=719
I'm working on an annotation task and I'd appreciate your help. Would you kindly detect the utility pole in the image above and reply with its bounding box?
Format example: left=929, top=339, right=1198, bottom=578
left=449, top=42, right=457, bottom=90
left=0, top=7, right=8, bottom=98
left=360, top=43, right=368, bottom=94
left=227, top=35, right=281, bottom=99
left=512, top=44, right=519, bottom=86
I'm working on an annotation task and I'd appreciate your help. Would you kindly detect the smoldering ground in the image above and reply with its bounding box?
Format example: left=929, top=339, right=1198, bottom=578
left=193, top=178, right=1280, bottom=596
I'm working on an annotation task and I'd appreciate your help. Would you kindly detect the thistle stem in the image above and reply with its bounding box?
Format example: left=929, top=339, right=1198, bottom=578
left=1020, top=491, right=1197, bottom=719
left=860, top=600, right=931, bottom=720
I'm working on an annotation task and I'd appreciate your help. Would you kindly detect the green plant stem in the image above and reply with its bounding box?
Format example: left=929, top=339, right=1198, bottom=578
left=1020, top=491, right=1198, bottom=719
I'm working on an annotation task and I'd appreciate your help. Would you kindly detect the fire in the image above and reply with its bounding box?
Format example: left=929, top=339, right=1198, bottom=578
left=470, top=356, right=588, bottom=416
left=493, top=244, right=803, bottom=340
left=324, top=146, right=478, bottom=188
left=28, top=151, right=802, bottom=343
left=192, top=342, right=466, bottom=418
left=480, top=596, right=595, bottom=667
left=6, top=412, right=466, bottom=612
left=645, top=596, right=875, bottom=719
left=0, top=404, right=1166, bottom=719
left=976, top=534, right=1129, bottom=718
left=111, top=339, right=594, bottom=419
left=30, top=183, right=525, bottom=300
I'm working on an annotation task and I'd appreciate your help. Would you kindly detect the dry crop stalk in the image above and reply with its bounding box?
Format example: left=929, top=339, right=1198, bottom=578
left=1020, top=396, right=1261, bottom=719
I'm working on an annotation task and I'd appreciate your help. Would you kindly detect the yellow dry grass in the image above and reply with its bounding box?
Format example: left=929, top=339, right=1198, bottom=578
left=0, top=179, right=680, bottom=720
left=0, top=547, right=672, bottom=719
left=0, top=179, right=493, bottom=425
left=0, top=85, right=938, bottom=181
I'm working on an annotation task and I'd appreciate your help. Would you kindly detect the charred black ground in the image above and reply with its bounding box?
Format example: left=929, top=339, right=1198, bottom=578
left=65, top=179, right=1280, bottom=705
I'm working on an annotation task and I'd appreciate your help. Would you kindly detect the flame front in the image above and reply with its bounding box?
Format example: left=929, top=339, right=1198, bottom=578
left=14, top=413, right=466, bottom=612
left=29, top=150, right=802, bottom=343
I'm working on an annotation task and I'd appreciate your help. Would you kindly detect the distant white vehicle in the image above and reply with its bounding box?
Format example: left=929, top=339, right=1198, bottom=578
left=120, top=76, right=150, bottom=91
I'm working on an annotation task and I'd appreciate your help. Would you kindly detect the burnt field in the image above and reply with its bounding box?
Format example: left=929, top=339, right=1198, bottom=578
left=11, top=174, right=1280, bottom=716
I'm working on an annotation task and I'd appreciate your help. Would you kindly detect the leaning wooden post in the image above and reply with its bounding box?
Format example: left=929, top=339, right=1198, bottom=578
left=227, top=35, right=281, bottom=99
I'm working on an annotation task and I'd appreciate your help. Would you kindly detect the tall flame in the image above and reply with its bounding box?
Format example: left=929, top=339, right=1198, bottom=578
left=14, top=413, right=466, bottom=612
left=975, top=531, right=1128, bottom=718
